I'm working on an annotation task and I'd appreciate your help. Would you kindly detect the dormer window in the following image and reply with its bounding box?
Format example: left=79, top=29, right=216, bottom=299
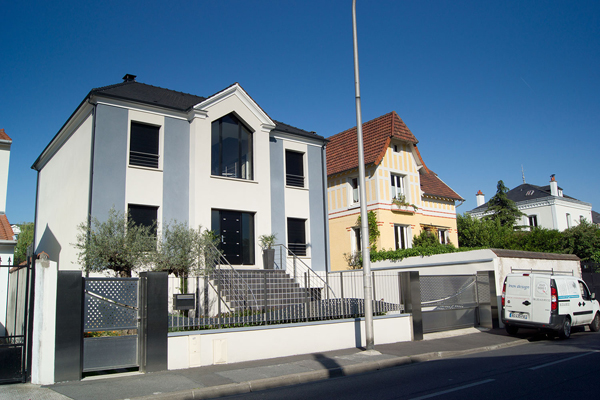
left=211, top=114, right=253, bottom=180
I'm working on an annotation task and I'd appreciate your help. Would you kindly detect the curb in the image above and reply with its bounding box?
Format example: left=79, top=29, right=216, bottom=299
left=133, top=339, right=528, bottom=400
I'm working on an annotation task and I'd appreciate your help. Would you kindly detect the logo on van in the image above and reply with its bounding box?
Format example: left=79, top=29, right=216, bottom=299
left=536, top=282, right=548, bottom=295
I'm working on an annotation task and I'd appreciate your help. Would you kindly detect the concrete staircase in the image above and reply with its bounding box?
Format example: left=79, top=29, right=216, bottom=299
left=210, top=269, right=310, bottom=311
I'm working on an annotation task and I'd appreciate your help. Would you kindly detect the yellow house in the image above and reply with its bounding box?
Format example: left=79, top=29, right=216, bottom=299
left=326, top=112, right=463, bottom=271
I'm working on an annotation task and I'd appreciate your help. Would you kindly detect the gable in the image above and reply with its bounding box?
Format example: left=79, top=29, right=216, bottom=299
left=326, top=111, right=418, bottom=177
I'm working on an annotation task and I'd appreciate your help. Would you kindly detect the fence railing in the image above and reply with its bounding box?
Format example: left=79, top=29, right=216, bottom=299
left=272, top=244, right=336, bottom=298
left=167, top=271, right=404, bottom=331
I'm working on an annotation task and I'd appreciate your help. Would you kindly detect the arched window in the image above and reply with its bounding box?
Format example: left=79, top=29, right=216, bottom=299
left=211, top=114, right=253, bottom=180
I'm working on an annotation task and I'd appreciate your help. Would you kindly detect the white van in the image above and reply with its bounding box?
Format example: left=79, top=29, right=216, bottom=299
left=501, top=272, right=600, bottom=338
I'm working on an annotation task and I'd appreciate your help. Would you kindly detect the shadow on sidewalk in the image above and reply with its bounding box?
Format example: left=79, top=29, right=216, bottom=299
left=313, top=353, right=345, bottom=378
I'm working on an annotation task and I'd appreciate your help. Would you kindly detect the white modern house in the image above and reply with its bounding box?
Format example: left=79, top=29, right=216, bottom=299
left=468, top=176, right=593, bottom=230
left=32, top=75, right=330, bottom=272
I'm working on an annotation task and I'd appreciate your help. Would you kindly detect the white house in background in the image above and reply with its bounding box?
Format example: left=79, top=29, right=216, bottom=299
left=0, top=128, right=16, bottom=336
left=468, top=175, right=593, bottom=231
left=32, top=75, right=330, bottom=272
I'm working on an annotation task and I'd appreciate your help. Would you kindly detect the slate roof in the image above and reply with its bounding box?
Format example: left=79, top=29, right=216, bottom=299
left=326, top=112, right=462, bottom=201
left=89, top=78, right=323, bottom=140
left=0, top=129, right=12, bottom=142
left=0, top=214, right=15, bottom=241
left=326, top=112, right=418, bottom=177
left=471, top=182, right=578, bottom=212
left=592, top=210, right=600, bottom=225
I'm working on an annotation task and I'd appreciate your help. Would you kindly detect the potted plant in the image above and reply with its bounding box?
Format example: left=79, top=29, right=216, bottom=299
left=259, top=234, right=277, bottom=269
left=392, top=194, right=418, bottom=212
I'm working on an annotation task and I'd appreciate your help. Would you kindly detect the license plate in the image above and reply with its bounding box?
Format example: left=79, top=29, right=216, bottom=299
left=509, top=312, right=528, bottom=320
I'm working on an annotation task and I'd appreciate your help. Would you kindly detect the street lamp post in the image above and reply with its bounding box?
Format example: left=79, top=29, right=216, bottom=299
left=352, top=0, right=374, bottom=350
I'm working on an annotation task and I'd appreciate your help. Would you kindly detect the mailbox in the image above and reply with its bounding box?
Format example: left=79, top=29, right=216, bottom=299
left=173, top=293, right=195, bottom=310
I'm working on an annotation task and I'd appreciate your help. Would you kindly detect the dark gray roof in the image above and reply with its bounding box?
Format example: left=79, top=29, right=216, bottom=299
left=91, top=81, right=206, bottom=111
left=471, top=182, right=576, bottom=212
left=592, top=210, right=600, bottom=224
left=91, top=80, right=324, bottom=141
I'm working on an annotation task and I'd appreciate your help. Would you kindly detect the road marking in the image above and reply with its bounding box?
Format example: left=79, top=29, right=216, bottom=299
left=408, top=379, right=495, bottom=400
left=529, top=351, right=599, bottom=370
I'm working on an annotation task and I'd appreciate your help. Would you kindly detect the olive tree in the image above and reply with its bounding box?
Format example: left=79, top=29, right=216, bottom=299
left=74, top=208, right=155, bottom=277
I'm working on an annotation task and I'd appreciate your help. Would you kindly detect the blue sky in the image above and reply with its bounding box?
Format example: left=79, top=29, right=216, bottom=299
left=1, top=1, right=599, bottom=224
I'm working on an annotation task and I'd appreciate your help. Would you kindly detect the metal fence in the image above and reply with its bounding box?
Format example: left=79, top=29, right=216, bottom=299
left=167, top=270, right=404, bottom=331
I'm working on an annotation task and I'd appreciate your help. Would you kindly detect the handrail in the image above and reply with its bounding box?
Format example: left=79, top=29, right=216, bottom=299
left=272, top=244, right=336, bottom=298
left=206, top=243, right=260, bottom=311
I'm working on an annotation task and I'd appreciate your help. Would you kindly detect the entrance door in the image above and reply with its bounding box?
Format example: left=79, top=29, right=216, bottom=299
left=220, top=211, right=243, bottom=265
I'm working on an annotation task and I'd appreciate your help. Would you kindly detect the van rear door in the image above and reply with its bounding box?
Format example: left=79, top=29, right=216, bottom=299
left=505, top=275, right=533, bottom=322
left=531, top=275, right=551, bottom=323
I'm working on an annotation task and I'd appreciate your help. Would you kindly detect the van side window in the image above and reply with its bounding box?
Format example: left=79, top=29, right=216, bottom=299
left=579, top=281, right=591, bottom=300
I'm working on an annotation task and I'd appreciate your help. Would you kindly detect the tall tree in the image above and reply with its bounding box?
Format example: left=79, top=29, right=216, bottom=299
left=483, top=180, right=524, bottom=228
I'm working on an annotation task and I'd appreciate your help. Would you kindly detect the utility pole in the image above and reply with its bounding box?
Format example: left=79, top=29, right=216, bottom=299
left=352, top=0, right=374, bottom=350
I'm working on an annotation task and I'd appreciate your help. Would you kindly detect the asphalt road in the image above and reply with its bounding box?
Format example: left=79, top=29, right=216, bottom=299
left=223, top=329, right=600, bottom=400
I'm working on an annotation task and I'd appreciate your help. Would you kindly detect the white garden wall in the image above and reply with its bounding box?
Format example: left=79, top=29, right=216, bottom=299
left=168, top=314, right=412, bottom=370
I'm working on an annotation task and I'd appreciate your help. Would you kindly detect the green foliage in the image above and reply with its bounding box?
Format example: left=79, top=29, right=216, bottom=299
left=370, top=244, right=464, bottom=263
left=457, top=214, right=512, bottom=248
left=560, top=219, right=600, bottom=261
left=392, top=194, right=418, bottom=211
left=14, top=222, right=34, bottom=265
left=342, top=251, right=362, bottom=269
left=154, top=222, right=221, bottom=277
left=412, top=230, right=442, bottom=248
left=356, top=211, right=380, bottom=251
left=74, top=208, right=156, bottom=277
left=483, top=180, right=525, bottom=228
left=258, top=234, right=277, bottom=249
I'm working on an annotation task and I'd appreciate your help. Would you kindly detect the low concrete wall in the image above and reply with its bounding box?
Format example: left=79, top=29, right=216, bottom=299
left=168, top=314, right=412, bottom=370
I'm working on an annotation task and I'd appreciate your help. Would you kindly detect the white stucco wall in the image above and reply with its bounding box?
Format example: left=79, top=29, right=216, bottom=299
left=167, top=314, right=412, bottom=369
left=189, top=89, right=273, bottom=267
left=31, top=260, right=58, bottom=385
left=35, top=112, right=93, bottom=269
left=0, top=142, right=11, bottom=214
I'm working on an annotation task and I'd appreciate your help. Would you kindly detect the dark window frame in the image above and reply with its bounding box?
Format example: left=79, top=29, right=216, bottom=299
left=287, top=218, right=307, bottom=256
left=211, top=114, right=254, bottom=180
left=129, top=122, right=160, bottom=169
left=285, top=150, right=305, bottom=188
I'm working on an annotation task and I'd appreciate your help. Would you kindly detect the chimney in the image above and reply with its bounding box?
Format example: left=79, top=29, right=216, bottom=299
left=476, top=190, right=485, bottom=206
left=122, top=74, right=137, bottom=82
left=550, top=174, right=558, bottom=196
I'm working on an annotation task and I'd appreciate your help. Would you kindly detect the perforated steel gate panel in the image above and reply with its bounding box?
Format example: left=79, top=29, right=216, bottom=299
left=83, top=278, right=139, bottom=372
left=420, top=275, right=478, bottom=333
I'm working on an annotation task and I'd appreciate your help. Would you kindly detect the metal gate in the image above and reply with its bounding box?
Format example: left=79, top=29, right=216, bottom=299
left=0, top=255, right=34, bottom=384
left=83, top=277, right=140, bottom=373
left=420, top=274, right=478, bottom=333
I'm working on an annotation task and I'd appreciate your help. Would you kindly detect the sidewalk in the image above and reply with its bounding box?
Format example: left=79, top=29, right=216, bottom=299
left=1, top=328, right=528, bottom=400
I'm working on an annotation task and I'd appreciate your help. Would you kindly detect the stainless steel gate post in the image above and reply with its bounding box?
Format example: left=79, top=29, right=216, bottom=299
left=400, top=271, right=422, bottom=341
left=139, top=272, right=168, bottom=373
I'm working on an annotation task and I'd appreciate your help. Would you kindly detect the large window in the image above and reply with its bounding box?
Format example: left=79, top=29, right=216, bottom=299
left=287, top=218, right=307, bottom=256
left=130, top=122, right=159, bottom=168
left=391, top=174, right=405, bottom=200
left=285, top=150, right=305, bottom=187
left=211, top=209, right=255, bottom=265
left=394, top=225, right=411, bottom=250
left=211, top=114, right=253, bottom=180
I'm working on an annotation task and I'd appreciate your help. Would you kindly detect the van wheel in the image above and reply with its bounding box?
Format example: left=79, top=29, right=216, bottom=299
left=506, top=325, right=518, bottom=335
left=558, top=317, right=571, bottom=339
left=590, top=313, right=600, bottom=332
